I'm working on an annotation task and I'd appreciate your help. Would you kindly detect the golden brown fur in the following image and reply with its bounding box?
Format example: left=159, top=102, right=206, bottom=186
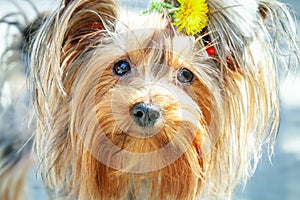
left=1, top=0, right=299, bottom=199
left=0, top=154, right=32, bottom=200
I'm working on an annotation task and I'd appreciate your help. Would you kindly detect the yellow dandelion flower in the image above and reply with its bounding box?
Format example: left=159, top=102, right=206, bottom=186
left=173, top=0, right=209, bottom=35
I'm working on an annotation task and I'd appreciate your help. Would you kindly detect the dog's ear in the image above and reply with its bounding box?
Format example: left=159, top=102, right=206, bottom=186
left=162, top=0, right=253, bottom=70
left=30, top=0, right=118, bottom=96
left=61, top=0, right=118, bottom=47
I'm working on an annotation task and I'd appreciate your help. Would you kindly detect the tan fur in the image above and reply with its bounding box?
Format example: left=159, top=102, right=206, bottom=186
left=0, top=155, right=32, bottom=200
left=24, top=0, right=299, bottom=199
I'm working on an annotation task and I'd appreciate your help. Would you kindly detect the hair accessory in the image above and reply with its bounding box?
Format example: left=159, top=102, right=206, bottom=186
left=143, top=0, right=209, bottom=35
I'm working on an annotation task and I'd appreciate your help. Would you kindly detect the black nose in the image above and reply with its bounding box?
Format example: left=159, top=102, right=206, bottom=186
left=131, top=103, right=161, bottom=127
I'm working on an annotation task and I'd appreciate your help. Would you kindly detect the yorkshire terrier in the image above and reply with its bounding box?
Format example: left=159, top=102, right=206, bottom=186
left=0, top=0, right=299, bottom=199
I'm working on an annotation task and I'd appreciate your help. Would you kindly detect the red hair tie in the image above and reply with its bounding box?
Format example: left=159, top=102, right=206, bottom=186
left=206, top=46, right=216, bottom=57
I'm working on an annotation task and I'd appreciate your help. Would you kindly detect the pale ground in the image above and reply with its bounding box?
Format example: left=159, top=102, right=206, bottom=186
left=1, top=0, right=300, bottom=199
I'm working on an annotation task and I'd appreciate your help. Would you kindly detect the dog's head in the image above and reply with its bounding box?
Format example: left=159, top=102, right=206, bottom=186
left=30, top=0, right=298, bottom=199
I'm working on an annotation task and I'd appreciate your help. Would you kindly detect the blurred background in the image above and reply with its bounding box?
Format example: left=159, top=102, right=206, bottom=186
left=0, top=0, right=299, bottom=199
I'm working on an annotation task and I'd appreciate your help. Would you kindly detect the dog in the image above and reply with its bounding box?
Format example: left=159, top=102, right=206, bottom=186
left=0, top=0, right=299, bottom=199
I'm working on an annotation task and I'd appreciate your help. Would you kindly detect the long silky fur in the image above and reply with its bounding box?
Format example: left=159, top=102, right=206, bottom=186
left=26, top=0, right=299, bottom=200
left=0, top=1, right=41, bottom=199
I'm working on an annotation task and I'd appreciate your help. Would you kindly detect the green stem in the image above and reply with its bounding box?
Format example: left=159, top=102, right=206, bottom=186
left=141, top=1, right=176, bottom=15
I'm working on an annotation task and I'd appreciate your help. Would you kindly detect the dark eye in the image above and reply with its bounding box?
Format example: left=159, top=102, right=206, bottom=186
left=113, top=59, right=131, bottom=76
left=177, top=68, right=194, bottom=84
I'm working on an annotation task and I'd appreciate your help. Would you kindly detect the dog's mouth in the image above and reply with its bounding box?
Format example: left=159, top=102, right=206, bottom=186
left=90, top=117, right=203, bottom=173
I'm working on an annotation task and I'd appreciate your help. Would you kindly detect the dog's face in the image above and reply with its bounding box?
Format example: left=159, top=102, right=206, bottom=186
left=30, top=0, right=296, bottom=199
left=78, top=24, right=218, bottom=144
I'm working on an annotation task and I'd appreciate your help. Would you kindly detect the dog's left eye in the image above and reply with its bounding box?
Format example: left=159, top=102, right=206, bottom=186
left=113, top=60, right=131, bottom=76
left=177, top=68, right=194, bottom=84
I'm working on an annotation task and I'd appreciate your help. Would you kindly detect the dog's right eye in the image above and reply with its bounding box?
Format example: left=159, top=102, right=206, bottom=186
left=177, top=68, right=194, bottom=84
left=113, top=60, right=131, bottom=76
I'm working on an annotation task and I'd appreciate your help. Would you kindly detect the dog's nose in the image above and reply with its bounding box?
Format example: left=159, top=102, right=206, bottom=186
left=131, top=103, right=161, bottom=127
